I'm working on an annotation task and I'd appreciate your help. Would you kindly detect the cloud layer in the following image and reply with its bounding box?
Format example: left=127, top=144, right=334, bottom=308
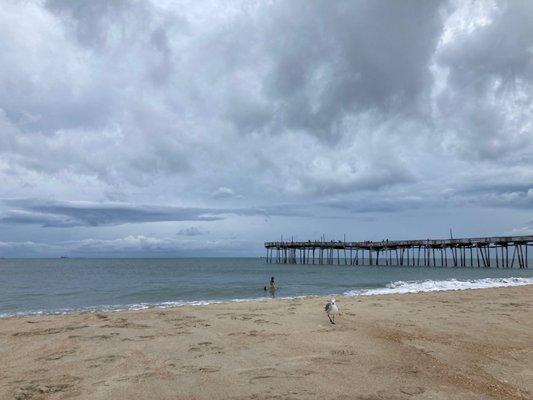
left=0, top=0, right=532, bottom=256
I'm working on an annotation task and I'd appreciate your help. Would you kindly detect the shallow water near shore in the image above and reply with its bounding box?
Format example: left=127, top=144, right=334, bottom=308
left=1, top=257, right=532, bottom=317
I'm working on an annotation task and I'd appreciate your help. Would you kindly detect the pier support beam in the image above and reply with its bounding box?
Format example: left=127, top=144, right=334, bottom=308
left=264, top=236, right=532, bottom=268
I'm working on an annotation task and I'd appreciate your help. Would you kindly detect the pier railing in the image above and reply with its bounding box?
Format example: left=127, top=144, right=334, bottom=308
left=264, top=235, right=532, bottom=268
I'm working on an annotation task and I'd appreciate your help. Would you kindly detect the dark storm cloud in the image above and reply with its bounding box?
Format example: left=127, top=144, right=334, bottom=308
left=0, top=0, right=447, bottom=196
left=0, top=199, right=222, bottom=227
left=435, top=0, right=533, bottom=160
left=221, top=0, right=446, bottom=140
left=0, top=199, right=308, bottom=227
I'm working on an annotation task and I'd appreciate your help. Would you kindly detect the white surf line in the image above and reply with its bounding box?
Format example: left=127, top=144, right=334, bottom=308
left=344, top=277, right=533, bottom=297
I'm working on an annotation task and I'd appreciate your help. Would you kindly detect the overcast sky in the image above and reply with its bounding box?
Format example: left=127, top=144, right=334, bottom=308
left=0, top=0, right=532, bottom=257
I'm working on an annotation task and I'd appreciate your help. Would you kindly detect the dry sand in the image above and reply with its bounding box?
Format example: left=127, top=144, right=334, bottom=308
left=0, top=286, right=532, bottom=400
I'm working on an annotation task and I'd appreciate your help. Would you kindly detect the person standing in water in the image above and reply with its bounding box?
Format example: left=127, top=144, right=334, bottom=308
left=269, top=276, right=277, bottom=292
left=264, top=276, right=277, bottom=297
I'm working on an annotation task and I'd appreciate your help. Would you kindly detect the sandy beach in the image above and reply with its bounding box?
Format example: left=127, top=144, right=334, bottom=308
left=1, top=286, right=531, bottom=400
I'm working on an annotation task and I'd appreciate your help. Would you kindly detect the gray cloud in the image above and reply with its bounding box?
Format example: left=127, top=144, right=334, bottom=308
left=434, top=0, right=533, bottom=161
left=0, top=200, right=220, bottom=227
left=460, top=183, right=533, bottom=195
left=255, top=1, right=445, bottom=138
left=0, top=198, right=312, bottom=228
left=0, top=235, right=255, bottom=257
left=321, top=197, right=425, bottom=214
left=507, top=220, right=533, bottom=235
left=0, top=0, right=531, bottom=255
left=45, top=1, right=143, bottom=49
left=177, top=227, right=208, bottom=236
left=465, top=189, right=533, bottom=210
left=211, top=187, right=237, bottom=199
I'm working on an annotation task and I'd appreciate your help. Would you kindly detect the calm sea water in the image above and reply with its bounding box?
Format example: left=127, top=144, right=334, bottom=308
left=1, top=258, right=532, bottom=317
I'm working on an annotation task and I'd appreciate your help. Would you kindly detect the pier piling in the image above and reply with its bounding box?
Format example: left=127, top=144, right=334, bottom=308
left=265, top=235, right=532, bottom=268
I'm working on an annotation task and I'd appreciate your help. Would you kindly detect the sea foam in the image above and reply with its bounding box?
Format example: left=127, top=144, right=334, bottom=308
left=343, top=276, right=533, bottom=297
left=2, top=277, right=532, bottom=318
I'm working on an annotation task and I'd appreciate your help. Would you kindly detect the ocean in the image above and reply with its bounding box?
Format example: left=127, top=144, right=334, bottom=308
left=1, top=257, right=532, bottom=317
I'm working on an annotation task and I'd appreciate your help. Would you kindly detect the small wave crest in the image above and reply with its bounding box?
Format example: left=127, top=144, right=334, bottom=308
left=2, top=278, right=531, bottom=318
left=0, top=295, right=309, bottom=318
left=344, top=277, right=533, bottom=297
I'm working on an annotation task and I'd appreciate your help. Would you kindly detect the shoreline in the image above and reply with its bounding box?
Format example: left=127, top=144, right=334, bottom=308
left=1, top=286, right=532, bottom=399
left=2, top=276, right=532, bottom=320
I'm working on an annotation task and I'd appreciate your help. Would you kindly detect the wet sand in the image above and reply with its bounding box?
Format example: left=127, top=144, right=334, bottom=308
left=0, top=286, right=532, bottom=399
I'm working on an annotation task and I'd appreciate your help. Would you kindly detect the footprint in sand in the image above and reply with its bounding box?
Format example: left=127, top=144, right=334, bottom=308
left=330, top=349, right=357, bottom=356
left=400, top=386, right=426, bottom=396
left=36, top=348, right=77, bottom=362
left=228, top=330, right=288, bottom=339
left=164, top=316, right=211, bottom=333
left=177, top=365, right=221, bottom=374
left=101, top=318, right=149, bottom=329
left=313, top=355, right=351, bottom=366
left=188, top=341, right=224, bottom=356
left=85, top=354, right=125, bottom=368
left=228, top=330, right=260, bottom=337
left=69, top=332, right=120, bottom=341
left=121, top=334, right=156, bottom=342
left=401, top=366, right=420, bottom=375
left=13, top=375, right=82, bottom=400
left=369, top=365, right=420, bottom=377
left=117, top=368, right=176, bottom=383
left=13, top=325, right=89, bottom=337
left=503, top=302, right=528, bottom=308
left=215, top=312, right=236, bottom=319
left=253, top=319, right=280, bottom=325
left=238, top=367, right=315, bottom=384
left=230, top=313, right=266, bottom=321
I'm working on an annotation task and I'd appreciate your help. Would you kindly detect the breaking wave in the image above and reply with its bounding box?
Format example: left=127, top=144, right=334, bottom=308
left=344, top=277, right=533, bottom=297
left=2, top=277, right=531, bottom=318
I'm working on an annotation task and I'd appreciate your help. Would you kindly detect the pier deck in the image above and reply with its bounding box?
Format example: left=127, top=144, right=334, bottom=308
left=264, top=235, right=532, bottom=268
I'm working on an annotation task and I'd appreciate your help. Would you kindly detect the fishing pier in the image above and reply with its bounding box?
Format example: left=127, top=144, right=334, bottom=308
left=264, top=235, right=532, bottom=268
